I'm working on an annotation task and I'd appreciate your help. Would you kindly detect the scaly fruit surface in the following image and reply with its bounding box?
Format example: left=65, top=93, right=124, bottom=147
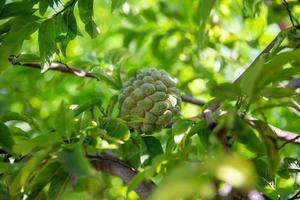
left=119, top=68, right=181, bottom=133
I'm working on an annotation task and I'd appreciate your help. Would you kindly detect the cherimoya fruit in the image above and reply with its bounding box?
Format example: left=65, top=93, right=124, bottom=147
left=119, top=68, right=181, bottom=133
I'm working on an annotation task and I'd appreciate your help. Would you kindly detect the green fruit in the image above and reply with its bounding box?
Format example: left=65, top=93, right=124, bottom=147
left=119, top=68, right=181, bottom=133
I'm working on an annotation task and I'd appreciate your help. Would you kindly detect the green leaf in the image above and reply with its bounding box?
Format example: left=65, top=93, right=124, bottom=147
left=55, top=101, right=75, bottom=138
left=0, top=111, right=30, bottom=122
left=39, top=0, right=51, bottom=15
left=127, top=155, right=165, bottom=194
left=59, top=144, right=95, bottom=177
left=0, top=179, right=9, bottom=200
left=0, top=162, right=20, bottom=173
left=278, top=67, right=300, bottom=83
left=63, top=5, right=77, bottom=39
left=60, top=191, right=91, bottom=200
left=0, top=15, right=39, bottom=70
left=256, top=50, right=300, bottom=90
left=122, top=140, right=141, bottom=168
left=105, top=48, right=129, bottom=65
left=233, top=119, right=266, bottom=155
left=252, top=158, right=272, bottom=181
left=252, top=120, right=280, bottom=177
left=38, top=14, right=68, bottom=68
left=191, top=121, right=211, bottom=149
left=58, top=5, right=78, bottom=56
left=239, top=50, right=300, bottom=99
left=172, top=119, right=192, bottom=135
left=38, top=19, right=58, bottom=67
left=78, top=0, right=94, bottom=24
left=90, top=67, right=121, bottom=89
left=106, top=94, right=118, bottom=117
left=286, top=26, right=300, bottom=48
left=101, top=118, right=130, bottom=140
left=0, top=1, right=36, bottom=19
left=85, top=20, right=99, bottom=38
left=210, top=83, right=242, bottom=100
left=262, top=86, right=295, bottom=98
left=0, top=0, right=5, bottom=14
left=11, top=150, right=49, bottom=195
left=0, top=19, right=13, bottom=36
left=143, top=136, right=164, bottom=161
left=78, top=0, right=99, bottom=38
left=242, top=0, right=262, bottom=18
left=13, top=132, right=61, bottom=154
left=48, top=169, right=70, bottom=200
left=0, top=122, right=15, bottom=155
left=239, top=55, right=266, bottom=98
left=165, top=130, right=176, bottom=154
left=111, top=0, right=126, bottom=13
left=12, top=53, right=41, bottom=63
left=28, top=162, right=61, bottom=199
left=196, top=0, right=216, bottom=49
left=74, top=98, right=103, bottom=116
left=0, top=111, right=39, bottom=130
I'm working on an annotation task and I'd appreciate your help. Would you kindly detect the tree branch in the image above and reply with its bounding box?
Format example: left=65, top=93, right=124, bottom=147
left=87, top=152, right=155, bottom=200
left=8, top=55, right=98, bottom=79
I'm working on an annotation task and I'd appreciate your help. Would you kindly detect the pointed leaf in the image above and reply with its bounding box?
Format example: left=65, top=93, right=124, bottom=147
left=55, top=101, right=75, bottom=138
left=0, top=122, right=15, bottom=155
left=90, top=67, right=121, bottom=89
left=59, top=144, right=95, bottom=177
left=78, top=0, right=94, bottom=24
left=196, top=0, right=216, bottom=48
left=106, top=94, right=118, bottom=117
left=143, top=136, right=164, bottom=161
left=13, top=132, right=61, bottom=154
left=28, top=162, right=61, bottom=199
left=172, top=119, right=192, bottom=135
left=48, top=169, right=70, bottom=200
left=101, top=118, right=130, bottom=140
left=210, top=83, right=242, bottom=100
left=85, top=20, right=99, bottom=38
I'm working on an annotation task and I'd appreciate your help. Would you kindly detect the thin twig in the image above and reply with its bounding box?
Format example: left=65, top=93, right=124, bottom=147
left=53, top=0, right=77, bottom=18
left=181, top=95, right=206, bottom=106
left=279, top=135, right=300, bottom=150
left=8, top=55, right=98, bottom=79
left=282, top=0, right=296, bottom=27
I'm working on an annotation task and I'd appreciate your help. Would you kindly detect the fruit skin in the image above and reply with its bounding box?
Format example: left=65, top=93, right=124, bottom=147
left=119, top=68, right=181, bottom=133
